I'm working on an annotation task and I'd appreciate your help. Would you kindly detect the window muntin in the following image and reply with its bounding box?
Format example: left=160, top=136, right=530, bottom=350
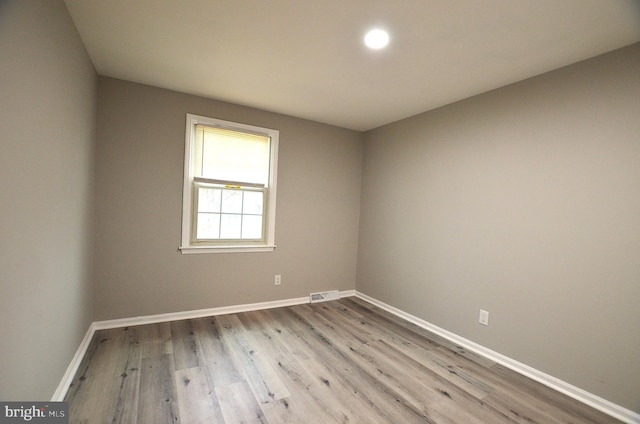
left=181, top=114, right=278, bottom=253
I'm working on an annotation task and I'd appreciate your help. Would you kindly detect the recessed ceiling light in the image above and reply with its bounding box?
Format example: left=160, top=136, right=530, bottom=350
left=364, top=29, right=389, bottom=49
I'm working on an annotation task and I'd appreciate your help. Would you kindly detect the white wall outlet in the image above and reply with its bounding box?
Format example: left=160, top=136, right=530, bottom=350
left=479, top=309, right=489, bottom=326
left=274, top=274, right=281, bottom=285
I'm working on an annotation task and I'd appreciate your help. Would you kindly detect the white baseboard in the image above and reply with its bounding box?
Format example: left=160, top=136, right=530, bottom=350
left=354, top=291, right=640, bottom=424
left=93, top=295, right=310, bottom=330
left=339, top=289, right=356, bottom=298
left=51, top=322, right=97, bottom=401
left=93, top=290, right=357, bottom=331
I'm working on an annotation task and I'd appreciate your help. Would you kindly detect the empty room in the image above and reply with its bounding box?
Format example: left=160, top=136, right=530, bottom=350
left=1, top=1, right=639, bottom=423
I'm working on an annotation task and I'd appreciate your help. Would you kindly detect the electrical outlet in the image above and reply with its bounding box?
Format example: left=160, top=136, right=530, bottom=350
left=274, top=274, right=281, bottom=286
left=479, top=309, right=489, bottom=326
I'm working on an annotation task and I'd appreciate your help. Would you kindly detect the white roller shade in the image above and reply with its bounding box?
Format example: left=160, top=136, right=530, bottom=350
left=194, top=125, right=270, bottom=186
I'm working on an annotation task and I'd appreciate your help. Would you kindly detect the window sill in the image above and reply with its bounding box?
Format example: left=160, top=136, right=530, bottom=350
left=179, top=245, right=276, bottom=254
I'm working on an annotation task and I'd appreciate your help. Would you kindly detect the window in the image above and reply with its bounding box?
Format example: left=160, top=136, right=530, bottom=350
left=180, top=114, right=278, bottom=253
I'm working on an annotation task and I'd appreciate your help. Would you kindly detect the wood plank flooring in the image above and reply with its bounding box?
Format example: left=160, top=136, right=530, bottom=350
left=65, top=297, right=622, bottom=423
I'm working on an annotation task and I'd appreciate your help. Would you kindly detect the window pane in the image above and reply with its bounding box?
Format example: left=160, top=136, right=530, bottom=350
left=220, top=214, right=241, bottom=239
left=221, top=190, right=242, bottom=213
left=196, top=187, right=264, bottom=241
left=197, top=213, right=220, bottom=239
left=198, top=187, right=221, bottom=213
left=242, top=215, right=263, bottom=239
left=242, top=191, right=263, bottom=215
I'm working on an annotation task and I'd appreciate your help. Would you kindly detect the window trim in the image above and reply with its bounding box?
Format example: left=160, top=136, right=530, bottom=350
left=180, top=114, right=278, bottom=254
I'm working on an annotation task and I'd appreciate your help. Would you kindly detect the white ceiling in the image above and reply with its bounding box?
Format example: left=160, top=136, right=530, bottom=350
left=64, top=0, right=640, bottom=131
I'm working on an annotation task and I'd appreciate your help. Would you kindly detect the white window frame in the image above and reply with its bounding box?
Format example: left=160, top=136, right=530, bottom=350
left=180, top=114, right=278, bottom=254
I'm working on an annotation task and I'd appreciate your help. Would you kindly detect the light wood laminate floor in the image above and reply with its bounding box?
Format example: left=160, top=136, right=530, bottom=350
left=65, top=297, right=622, bottom=423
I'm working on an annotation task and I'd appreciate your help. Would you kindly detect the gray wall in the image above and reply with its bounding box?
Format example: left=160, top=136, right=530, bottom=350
left=357, top=43, right=640, bottom=411
left=0, top=1, right=96, bottom=400
left=93, top=77, right=362, bottom=320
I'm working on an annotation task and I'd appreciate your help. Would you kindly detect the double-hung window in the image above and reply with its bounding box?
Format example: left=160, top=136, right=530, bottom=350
left=180, top=114, right=278, bottom=253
